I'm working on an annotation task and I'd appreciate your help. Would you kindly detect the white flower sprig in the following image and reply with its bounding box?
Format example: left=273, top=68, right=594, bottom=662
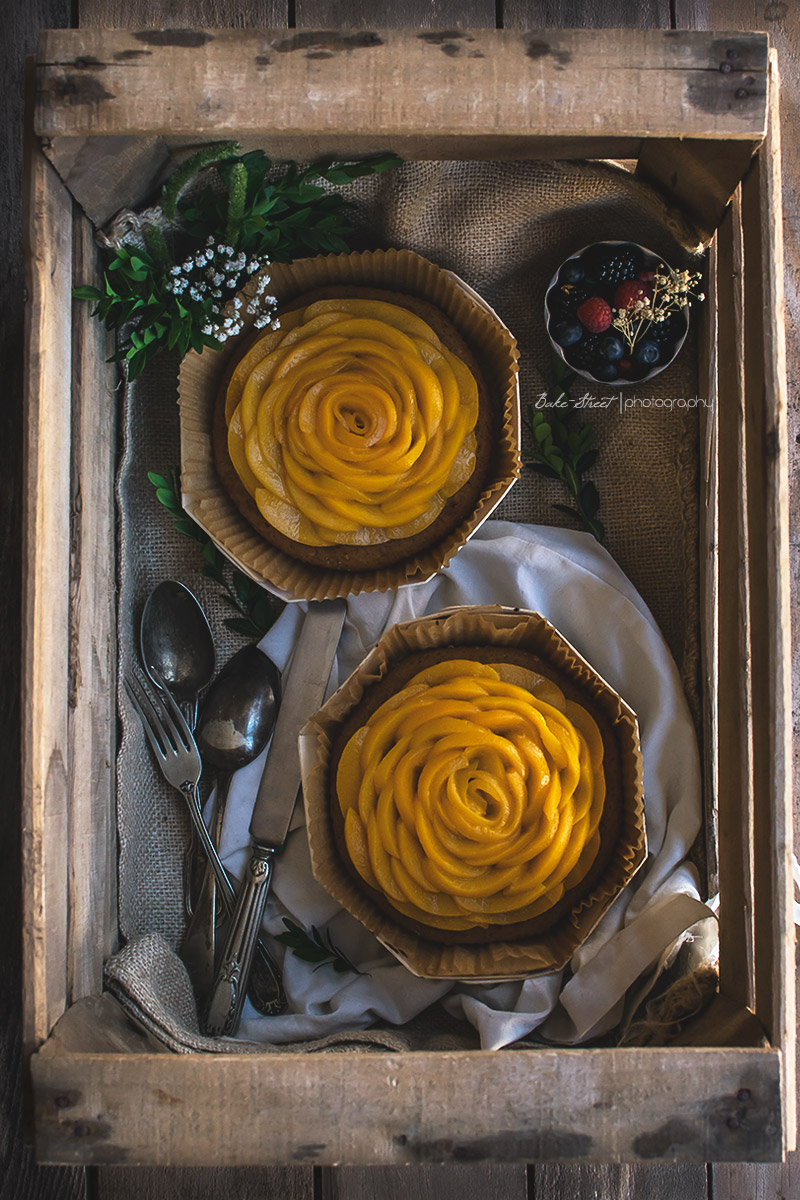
left=612, top=267, right=704, bottom=352
left=164, top=237, right=279, bottom=343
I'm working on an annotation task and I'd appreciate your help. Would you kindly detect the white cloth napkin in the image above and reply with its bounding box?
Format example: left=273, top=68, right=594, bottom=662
left=215, top=521, right=705, bottom=1049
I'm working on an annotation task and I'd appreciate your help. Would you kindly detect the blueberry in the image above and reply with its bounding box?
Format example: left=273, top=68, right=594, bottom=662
left=633, top=339, right=660, bottom=366
left=560, top=259, right=584, bottom=284
left=552, top=320, right=582, bottom=347
left=600, top=335, right=624, bottom=362
left=591, top=361, right=619, bottom=382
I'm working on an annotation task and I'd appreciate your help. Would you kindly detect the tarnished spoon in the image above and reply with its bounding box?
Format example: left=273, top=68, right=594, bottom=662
left=182, top=644, right=284, bottom=1014
left=140, top=580, right=216, bottom=915
left=140, top=580, right=215, bottom=730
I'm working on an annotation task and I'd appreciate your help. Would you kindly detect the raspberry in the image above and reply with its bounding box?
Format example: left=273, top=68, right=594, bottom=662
left=576, top=296, right=612, bottom=333
left=614, top=279, right=652, bottom=310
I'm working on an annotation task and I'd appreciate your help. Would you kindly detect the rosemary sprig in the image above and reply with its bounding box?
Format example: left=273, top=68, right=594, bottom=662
left=525, top=357, right=605, bottom=543
left=147, top=470, right=283, bottom=639
left=73, top=144, right=402, bottom=380
left=275, top=918, right=366, bottom=976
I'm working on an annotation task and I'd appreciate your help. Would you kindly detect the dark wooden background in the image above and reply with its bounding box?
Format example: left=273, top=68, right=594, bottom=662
left=3, top=1, right=798, bottom=1197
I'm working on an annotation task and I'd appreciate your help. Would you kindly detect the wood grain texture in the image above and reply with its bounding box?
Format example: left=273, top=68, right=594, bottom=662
left=501, top=0, right=670, bottom=27
left=66, top=212, right=119, bottom=1006
left=3, top=0, right=87, bottom=1195
left=714, top=189, right=757, bottom=1014
left=34, top=28, right=770, bottom=144
left=29, top=1047, right=784, bottom=1165
left=295, top=0, right=495, bottom=23
left=677, top=2, right=800, bottom=1195
left=740, top=53, right=795, bottom=1107
left=92, top=1167, right=313, bottom=1198
left=318, top=1164, right=527, bottom=1200
left=79, top=0, right=287, bottom=25
left=529, top=1163, right=708, bottom=1199
left=22, top=148, right=75, bottom=1056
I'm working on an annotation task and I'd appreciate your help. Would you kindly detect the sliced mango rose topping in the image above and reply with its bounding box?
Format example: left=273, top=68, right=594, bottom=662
left=336, top=660, right=606, bottom=931
left=225, top=299, right=480, bottom=546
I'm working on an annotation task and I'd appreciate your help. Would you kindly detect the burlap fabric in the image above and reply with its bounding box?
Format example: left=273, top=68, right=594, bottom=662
left=109, top=159, right=703, bottom=1051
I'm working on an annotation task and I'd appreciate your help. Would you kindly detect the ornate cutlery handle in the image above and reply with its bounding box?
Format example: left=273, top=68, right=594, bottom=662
left=204, top=843, right=275, bottom=1036
left=182, top=785, right=284, bottom=1016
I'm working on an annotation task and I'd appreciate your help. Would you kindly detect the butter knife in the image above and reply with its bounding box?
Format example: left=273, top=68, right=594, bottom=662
left=204, top=598, right=347, bottom=1036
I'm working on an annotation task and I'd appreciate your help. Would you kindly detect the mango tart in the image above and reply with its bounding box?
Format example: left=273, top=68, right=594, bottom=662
left=329, top=647, right=623, bottom=945
left=213, top=286, right=495, bottom=572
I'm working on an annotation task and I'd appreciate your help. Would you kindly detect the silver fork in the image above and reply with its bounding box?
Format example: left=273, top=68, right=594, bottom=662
left=124, top=670, right=286, bottom=1016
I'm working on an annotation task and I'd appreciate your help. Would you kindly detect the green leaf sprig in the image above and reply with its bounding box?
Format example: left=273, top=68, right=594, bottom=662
left=275, top=918, right=366, bottom=976
left=525, top=357, right=605, bottom=543
left=74, top=145, right=402, bottom=380
left=147, top=470, right=282, bottom=639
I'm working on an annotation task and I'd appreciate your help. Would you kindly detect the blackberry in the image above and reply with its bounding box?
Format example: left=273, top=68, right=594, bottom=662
left=583, top=243, right=644, bottom=288
left=566, top=331, right=603, bottom=370
left=649, top=312, right=687, bottom=347
left=546, top=283, right=590, bottom=323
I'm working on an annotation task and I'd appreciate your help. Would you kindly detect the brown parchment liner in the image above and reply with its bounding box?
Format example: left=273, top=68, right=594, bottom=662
left=179, top=249, right=521, bottom=603
left=299, top=606, right=647, bottom=981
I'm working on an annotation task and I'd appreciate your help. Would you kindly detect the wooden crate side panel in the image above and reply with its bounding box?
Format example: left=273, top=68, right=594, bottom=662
left=714, top=188, right=757, bottom=1014
left=22, top=145, right=75, bottom=1054
left=699, top=236, right=719, bottom=896
left=67, top=210, right=119, bottom=1002
left=740, top=52, right=796, bottom=1147
left=34, top=28, right=769, bottom=141
left=635, top=137, right=759, bottom=243
left=29, top=1046, right=783, bottom=1165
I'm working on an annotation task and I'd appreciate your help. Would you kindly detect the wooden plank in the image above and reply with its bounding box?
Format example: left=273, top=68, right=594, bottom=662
left=80, top=0, right=287, bottom=23
left=502, top=0, right=669, bottom=27
left=296, top=0, right=495, bottom=23
left=740, top=51, right=796, bottom=1144
left=66, top=210, right=119, bottom=1006
left=636, top=137, right=761, bottom=242
left=530, top=1163, right=708, bottom=1199
left=677, top=6, right=800, bottom=1196
left=34, top=28, right=769, bottom=145
left=699, top=220, right=720, bottom=897
left=714, top=188, right=757, bottom=1015
left=93, top=1167, right=313, bottom=1199
left=21, top=143, right=75, bottom=1054
left=8, top=5, right=88, bottom=1197
left=29, top=1047, right=783, bottom=1164
left=318, top=1165, right=527, bottom=1200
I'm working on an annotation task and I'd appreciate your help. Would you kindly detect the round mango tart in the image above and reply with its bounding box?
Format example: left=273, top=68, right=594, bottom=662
left=335, top=657, right=607, bottom=935
left=223, top=296, right=482, bottom=553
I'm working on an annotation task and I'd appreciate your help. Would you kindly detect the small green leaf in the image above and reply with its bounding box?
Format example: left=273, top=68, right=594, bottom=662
left=72, top=284, right=103, bottom=302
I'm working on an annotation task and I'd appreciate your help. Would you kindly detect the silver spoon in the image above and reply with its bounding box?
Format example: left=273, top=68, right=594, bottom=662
left=140, top=580, right=216, bottom=731
left=140, top=580, right=216, bottom=915
left=183, top=644, right=284, bottom=1015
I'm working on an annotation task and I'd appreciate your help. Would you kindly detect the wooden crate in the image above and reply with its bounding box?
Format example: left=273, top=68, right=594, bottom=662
left=22, top=28, right=794, bottom=1164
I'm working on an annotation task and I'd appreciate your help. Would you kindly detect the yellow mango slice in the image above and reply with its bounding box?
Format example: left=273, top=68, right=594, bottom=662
left=223, top=298, right=480, bottom=546
left=336, top=661, right=608, bottom=931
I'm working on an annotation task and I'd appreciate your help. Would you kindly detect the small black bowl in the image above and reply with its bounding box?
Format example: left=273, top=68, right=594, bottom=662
left=544, top=241, right=690, bottom=387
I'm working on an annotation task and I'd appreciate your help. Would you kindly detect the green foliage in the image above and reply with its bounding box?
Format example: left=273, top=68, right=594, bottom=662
left=147, top=470, right=283, bottom=639
left=275, top=918, right=366, bottom=976
left=525, top=356, right=605, bottom=543
left=73, top=144, right=402, bottom=381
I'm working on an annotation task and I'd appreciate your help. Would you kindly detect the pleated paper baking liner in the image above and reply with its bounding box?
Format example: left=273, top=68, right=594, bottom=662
left=179, top=249, right=520, bottom=602
left=299, top=606, right=647, bottom=981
